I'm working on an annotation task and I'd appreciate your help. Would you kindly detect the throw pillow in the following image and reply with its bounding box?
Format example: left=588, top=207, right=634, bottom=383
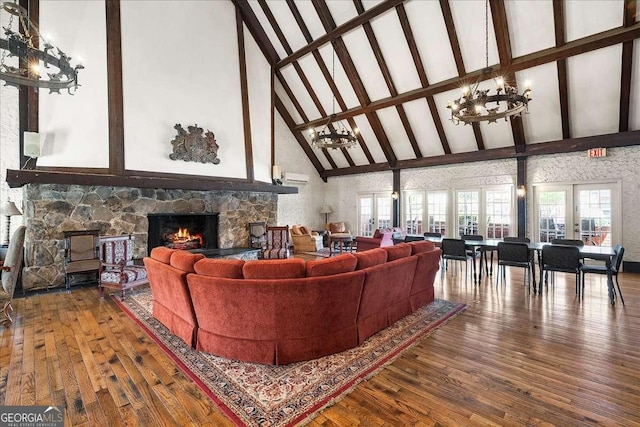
left=306, top=253, right=357, bottom=277
left=299, top=226, right=310, bottom=235
left=243, top=258, right=306, bottom=279
left=384, top=243, right=412, bottom=261
left=170, top=251, right=206, bottom=273
left=150, top=246, right=176, bottom=264
left=194, top=258, right=245, bottom=279
left=353, top=248, right=388, bottom=269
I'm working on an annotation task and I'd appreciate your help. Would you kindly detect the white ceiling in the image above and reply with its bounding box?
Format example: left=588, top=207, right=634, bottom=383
left=247, top=0, right=640, bottom=174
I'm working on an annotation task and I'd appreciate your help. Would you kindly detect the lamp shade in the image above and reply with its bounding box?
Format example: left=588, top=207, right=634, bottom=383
left=0, top=201, right=21, bottom=216
left=320, top=205, right=333, bottom=214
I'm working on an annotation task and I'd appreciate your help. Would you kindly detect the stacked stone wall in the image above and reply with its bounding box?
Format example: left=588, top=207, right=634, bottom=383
left=22, top=183, right=277, bottom=291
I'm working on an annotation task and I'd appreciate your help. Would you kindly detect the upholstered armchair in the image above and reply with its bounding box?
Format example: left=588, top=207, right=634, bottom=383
left=99, top=234, right=149, bottom=299
left=290, top=225, right=323, bottom=252
left=326, top=222, right=351, bottom=237
left=1, top=225, right=25, bottom=323
left=355, top=227, right=404, bottom=252
left=260, top=226, right=291, bottom=259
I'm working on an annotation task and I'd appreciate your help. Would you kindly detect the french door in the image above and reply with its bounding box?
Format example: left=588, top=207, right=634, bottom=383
left=357, top=193, right=393, bottom=237
left=534, top=183, right=619, bottom=245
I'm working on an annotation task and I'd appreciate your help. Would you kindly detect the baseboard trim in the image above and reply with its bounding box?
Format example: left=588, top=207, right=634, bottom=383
left=622, top=260, right=640, bottom=274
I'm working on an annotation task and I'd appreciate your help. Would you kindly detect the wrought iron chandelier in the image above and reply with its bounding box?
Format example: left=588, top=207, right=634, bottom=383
left=0, top=1, right=83, bottom=93
left=447, top=0, right=531, bottom=125
left=309, top=42, right=358, bottom=150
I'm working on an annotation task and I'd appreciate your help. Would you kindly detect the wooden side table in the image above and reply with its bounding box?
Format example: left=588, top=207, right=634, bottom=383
left=329, top=234, right=354, bottom=254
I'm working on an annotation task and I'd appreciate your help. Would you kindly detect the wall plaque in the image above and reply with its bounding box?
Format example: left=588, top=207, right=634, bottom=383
left=170, top=123, right=221, bottom=164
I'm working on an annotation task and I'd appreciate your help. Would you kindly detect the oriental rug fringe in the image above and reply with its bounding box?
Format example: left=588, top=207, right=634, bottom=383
left=115, top=288, right=465, bottom=426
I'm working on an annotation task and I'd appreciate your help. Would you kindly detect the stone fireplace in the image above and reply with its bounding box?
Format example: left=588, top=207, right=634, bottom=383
left=147, top=213, right=219, bottom=252
left=21, top=183, right=277, bottom=292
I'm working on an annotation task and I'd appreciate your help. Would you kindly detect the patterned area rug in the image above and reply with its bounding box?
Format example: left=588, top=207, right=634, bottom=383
left=115, top=288, right=465, bottom=426
left=300, top=247, right=333, bottom=257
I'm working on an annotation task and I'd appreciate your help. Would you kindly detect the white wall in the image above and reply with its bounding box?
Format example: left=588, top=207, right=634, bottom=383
left=274, top=112, right=327, bottom=230
left=37, top=0, right=109, bottom=167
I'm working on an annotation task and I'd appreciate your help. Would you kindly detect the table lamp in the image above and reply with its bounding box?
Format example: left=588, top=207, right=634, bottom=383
left=320, top=205, right=333, bottom=224
left=1, top=201, right=22, bottom=246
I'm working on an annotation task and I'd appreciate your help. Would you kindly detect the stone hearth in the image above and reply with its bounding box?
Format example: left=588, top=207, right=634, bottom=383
left=22, top=184, right=277, bottom=292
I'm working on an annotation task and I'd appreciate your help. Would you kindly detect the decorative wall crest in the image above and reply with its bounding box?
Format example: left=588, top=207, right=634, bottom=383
left=170, top=124, right=220, bottom=164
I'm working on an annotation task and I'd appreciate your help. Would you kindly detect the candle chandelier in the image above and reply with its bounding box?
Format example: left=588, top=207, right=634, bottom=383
left=309, top=42, right=358, bottom=150
left=0, top=1, right=83, bottom=94
left=447, top=0, right=531, bottom=125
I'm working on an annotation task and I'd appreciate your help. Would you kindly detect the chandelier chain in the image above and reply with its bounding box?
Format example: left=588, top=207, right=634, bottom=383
left=485, top=0, right=489, bottom=69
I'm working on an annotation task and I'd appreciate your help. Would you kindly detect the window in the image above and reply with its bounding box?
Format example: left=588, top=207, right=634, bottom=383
left=427, top=192, right=447, bottom=235
left=402, top=191, right=448, bottom=236
left=486, top=188, right=512, bottom=238
left=457, top=190, right=479, bottom=237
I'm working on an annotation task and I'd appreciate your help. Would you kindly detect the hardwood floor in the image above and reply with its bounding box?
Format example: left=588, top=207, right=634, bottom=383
left=1, top=259, right=639, bottom=426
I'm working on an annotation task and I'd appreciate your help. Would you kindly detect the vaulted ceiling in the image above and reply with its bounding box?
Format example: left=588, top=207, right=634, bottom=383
left=235, top=0, right=640, bottom=179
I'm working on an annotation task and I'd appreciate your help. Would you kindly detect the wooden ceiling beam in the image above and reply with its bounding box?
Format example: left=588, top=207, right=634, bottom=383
left=397, top=3, right=450, bottom=155
left=439, top=0, right=465, bottom=77
left=278, top=0, right=405, bottom=68
left=231, top=0, right=279, bottom=66
left=312, top=0, right=397, bottom=166
left=354, top=0, right=422, bottom=159
left=294, top=22, right=640, bottom=132
left=619, top=0, right=636, bottom=132
left=275, top=96, right=326, bottom=178
left=553, top=0, right=571, bottom=139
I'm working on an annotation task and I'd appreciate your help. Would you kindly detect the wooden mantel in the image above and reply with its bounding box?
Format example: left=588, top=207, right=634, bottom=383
left=5, top=169, right=298, bottom=194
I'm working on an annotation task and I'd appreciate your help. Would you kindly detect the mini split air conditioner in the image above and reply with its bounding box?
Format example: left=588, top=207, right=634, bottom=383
left=283, top=172, right=310, bottom=184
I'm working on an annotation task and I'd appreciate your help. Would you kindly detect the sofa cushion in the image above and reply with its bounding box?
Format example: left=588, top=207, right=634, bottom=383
left=408, top=240, right=436, bottom=254
left=194, top=258, right=245, bottom=279
left=170, top=251, right=206, bottom=273
left=354, top=248, right=388, bottom=270
left=150, top=246, right=176, bottom=264
left=306, top=253, right=357, bottom=277
left=243, top=258, right=306, bottom=279
left=383, top=243, right=412, bottom=261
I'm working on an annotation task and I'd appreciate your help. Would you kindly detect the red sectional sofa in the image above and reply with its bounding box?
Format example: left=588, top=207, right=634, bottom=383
left=143, top=240, right=441, bottom=365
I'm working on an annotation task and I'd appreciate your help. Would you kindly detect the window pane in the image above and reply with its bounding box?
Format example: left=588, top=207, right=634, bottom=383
left=457, top=191, right=479, bottom=237
left=486, top=189, right=512, bottom=238
left=427, top=192, right=448, bottom=236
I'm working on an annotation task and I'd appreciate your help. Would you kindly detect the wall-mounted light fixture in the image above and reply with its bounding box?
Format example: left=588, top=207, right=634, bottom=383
left=391, top=191, right=399, bottom=200
left=516, top=185, right=526, bottom=198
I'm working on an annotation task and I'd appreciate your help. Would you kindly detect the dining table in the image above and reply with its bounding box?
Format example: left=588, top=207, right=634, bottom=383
left=423, top=236, right=618, bottom=305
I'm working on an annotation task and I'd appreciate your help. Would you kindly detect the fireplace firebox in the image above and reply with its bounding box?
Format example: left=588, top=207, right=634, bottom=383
left=147, top=213, right=218, bottom=254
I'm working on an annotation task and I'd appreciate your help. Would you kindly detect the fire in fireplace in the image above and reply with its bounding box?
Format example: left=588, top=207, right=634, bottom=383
left=147, top=213, right=218, bottom=253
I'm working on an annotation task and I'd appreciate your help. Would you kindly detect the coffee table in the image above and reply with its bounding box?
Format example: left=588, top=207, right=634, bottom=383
left=329, top=234, right=354, bottom=254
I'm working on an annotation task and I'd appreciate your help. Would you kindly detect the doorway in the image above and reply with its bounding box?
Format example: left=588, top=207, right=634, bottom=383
left=357, top=193, right=393, bottom=237
left=534, top=182, right=619, bottom=245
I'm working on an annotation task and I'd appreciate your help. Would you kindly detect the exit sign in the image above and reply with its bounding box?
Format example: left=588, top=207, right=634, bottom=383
left=588, top=148, right=607, bottom=158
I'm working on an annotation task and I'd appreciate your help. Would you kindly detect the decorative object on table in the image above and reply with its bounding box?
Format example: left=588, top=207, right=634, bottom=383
left=98, top=234, right=149, bottom=300
left=169, top=123, right=220, bottom=164
left=116, top=289, right=466, bottom=427
left=320, top=205, right=333, bottom=224
left=0, top=200, right=22, bottom=246
left=0, top=225, right=25, bottom=323
left=308, top=40, right=359, bottom=150
left=0, top=1, right=84, bottom=93
left=446, top=0, right=531, bottom=125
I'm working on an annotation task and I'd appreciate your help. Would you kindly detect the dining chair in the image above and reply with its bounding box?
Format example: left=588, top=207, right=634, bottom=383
left=404, top=235, right=425, bottom=242
left=441, top=238, right=472, bottom=281
left=541, top=244, right=583, bottom=298
left=581, top=244, right=625, bottom=304
left=496, top=242, right=532, bottom=289
left=462, top=234, right=490, bottom=275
